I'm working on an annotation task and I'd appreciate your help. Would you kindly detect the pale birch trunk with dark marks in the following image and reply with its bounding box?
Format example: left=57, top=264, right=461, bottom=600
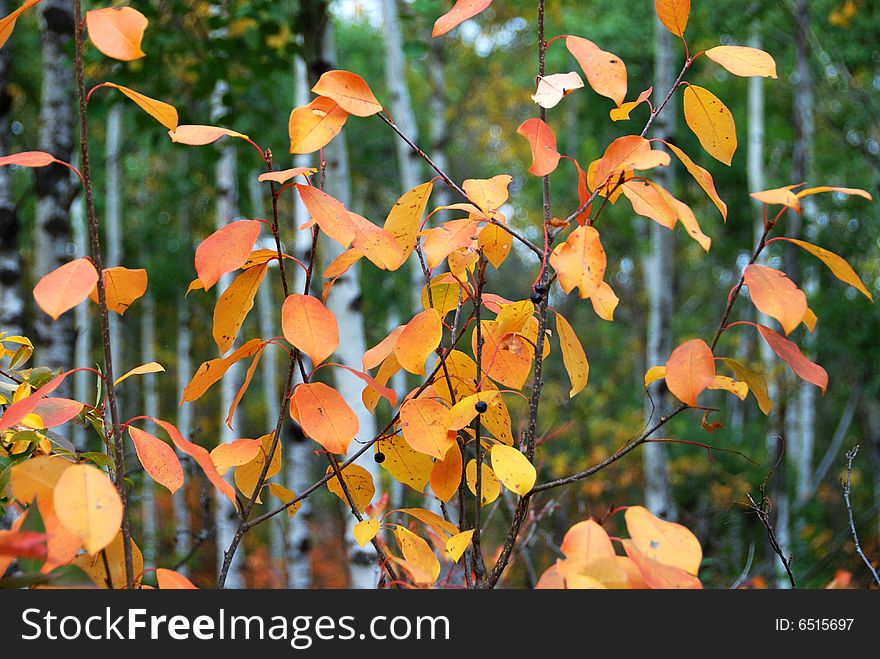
left=174, top=290, right=193, bottom=572
left=34, top=0, right=75, bottom=387
left=427, top=38, right=451, bottom=211
left=641, top=14, right=676, bottom=521
left=0, top=2, right=23, bottom=339
left=139, top=293, right=159, bottom=565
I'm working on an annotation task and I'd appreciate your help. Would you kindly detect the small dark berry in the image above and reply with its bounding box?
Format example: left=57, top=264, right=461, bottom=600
left=475, top=401, right=488, bottom=413
left=530, top=292, right=542, bottom=304
left=374, top=451, right=386, bottom=464
left=535, top=284, right=546, bottom=294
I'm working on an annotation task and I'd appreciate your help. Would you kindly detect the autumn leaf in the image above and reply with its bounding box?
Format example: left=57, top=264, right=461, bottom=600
left=530, top=72, right=585, bottom=109
left=182, top=339, right=265, bottom=402
left=432, top=0, right=492, bottom=38
left=292, top=383, right=358, bottom=454
left=556, top=519, right=616, bottom=582
left=73, top=532, right=143, bottom=589
left=128, top=426, right=184, bottom=494
left=750, top=185, right=800, bottom=211
left=610, top=87, right=652, bottom=122
left=168, top=125, right=249, bottom=146
left=326, top=464, right=375, bottom=513
left=625, top=505, right=702, bottom=575
left=477, top=321, right=532, bottom=390
left=704, top=45, right=777, bottom=79
left=234, top=434, right=281, bottom=501
left=377, top=434, right=434, bottom=493
left=655, top=0, right=690, bottom=37
left=477, top=223, right=512, bottom=268
left=400, top=398, right=454, bottom=459
left=720, top=357, right=772, bottom=415
left=665, top=338, right=715, bottom=406
left=156, top=568, right=198, bottom=589
left=395, top=308, right=442, bottom=375
left=257, top=167, right=315, bottom=184
left=348, top=211, right=405, bottom=270
left=796, top=186, right=872, bottom=202
left=86, top=7, right=148, bottom=61
left=0, top=370, right=70, bottom=432
left=555, top=311, right=589, bottom=397
left=101, top=83, right=178, bottom=130
left=0, top=530, right=46, bottom=559
left=744, top=264, right=807, bottom=335
left=430, top=443, right=463, bottom=502
left=210, top=438, right=263, bottom=476
left=0, top=0, right=43, bottom=50
left=213, top=263, right=267, bottom=353
left=621, top=180, right=678, bottom=229
left=33, top=258, right=98, bottom=320
left=683, top=85, right=737, bottom=165
left=89, top=266, right=148, bottom=315
left=0, top=150, right=57, bottom=168
left=354, top=519, right=380, bottom=547
left=550, top=225, right=606, bottom=299
left=517, top=118, right=560, bottom=176
left=9, top=455, right=73, bottom=503
left=593, top=135, right=670, bottom=184
left=565, top=36, right=627, bottom=106
left=754, top=324, right=828, bottom=393
left=280, top=293, right=338, bottom=366
left=194, top=220, right=262, bottom=290
left=311, top=70, right=382, bottom=117
left=462, top=175, right=512, bottom=216
left=383, top=182, right=434, bottom=265
left=25, top=398, right=83, bottom=429
left=490, top=444, right=536, bottom=495
left=422, top=219, right=481, bottom=269
left=623, top=540, right=702, bottom=589
left=53, top=464, right=122, bottom=554
left=667, top=142, right=728, bottom=220
left=296, top=184, right=356, bottom=248
left=445, top=530, right=473, bottom=562
left=465, top=459, right=501, bottom=506
left=289, top=96, right=349, bottom=154
left=448, top=391, right=501, bottom=431
left=776, top=237, right=873, bottom=301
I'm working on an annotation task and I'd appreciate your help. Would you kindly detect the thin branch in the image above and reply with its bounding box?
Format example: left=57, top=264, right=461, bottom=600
left=842, top=446, right=880, bottom=587
left=72, top=0, right=132, bottom=589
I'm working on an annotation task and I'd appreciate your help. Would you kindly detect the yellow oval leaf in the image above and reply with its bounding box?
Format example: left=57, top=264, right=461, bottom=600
left=53, top=464, right=123, bottom=554
left=704, top=45, right=777, bottom=79
left=102, top=82, right=178, bottom=130
left=326, top=463, right=375, bottom=513
left=465, top=459, right=500, bottom=506
left=555, top=312, right=589, bottom=397
left=624, top=505, right=703, bottom=575
left=10, top=455, right=74, bottom=503
left=490, top=444, right=536, bottom=496
left=377, top=434, right=433, bottom=493
left=354, top=519, right=380, bottom=547
left=213, top=263, right=268, bottom=353
left=445, top=529, right=474, bottom=562
left=683, top=85, right=736, bottom=165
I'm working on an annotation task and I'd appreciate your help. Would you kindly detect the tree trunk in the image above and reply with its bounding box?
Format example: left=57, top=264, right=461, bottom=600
left=174, top=292, right=193, bottom=573
left=641, top=13, right=677, bottom=521
left=0, top=3, right=23, bottom=337
left=34, top=0, right=75, bottom=385
left=104, top=103, right=123, bottom=370
left=426, top=38, right=451, bottom=210
left=212, top=80, right=245, bottom=588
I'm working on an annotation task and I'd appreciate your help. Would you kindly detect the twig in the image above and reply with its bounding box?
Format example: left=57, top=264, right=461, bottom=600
left=842, top=446, right=880, bottom=587
left=72, top=0, right=132, bottom=589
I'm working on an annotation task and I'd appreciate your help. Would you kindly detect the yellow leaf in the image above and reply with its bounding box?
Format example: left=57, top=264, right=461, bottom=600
left=281, top=293, right=339, bottom=365
left=778, top=238, right=873, bottom=301
left=213, top=263, right=267, bottom=353
left=704, top=45, right=777, bottom=79
left=447, top=391, right=501, bottom=431
left=465, top=459, right=501, bottom=506
left=233, top=434, right=281, bottom=501
left=555, top=312, right=588, bottom=397
left=445, top=529, right=473, bottom=562
left=114, top=361, right=164, bottom=386
left=53, top=464, right=123, bottom=554
left=590, top=280, right=619, bottom=321
left=396, top=507, right=459, bottom=537
left=477, top=222, right=512, bottom=268
left=490, top=444, right=535, bottom=496
left=400, top=397, right=454, bottom=459
left=796, top=186, right=872, bottom=201
left=393, top=526, right=440, bottom=586
left=462, top=175, right=511, bottom=217
left=88, top=266, right=148, bottom=315
left=395, top=308, right=442, bottom=375
left=268, top=483, right=302, bottom=518
left=73, top=532, right=143, bottom=589
left=10, top=455, right=73, bottom=503
left=624, top=505, right=703, bottom=575
left=708, top=375, right=748, bottom=400
left=750, top=185, right=801, bottom=212
left=720, top=358, right=771, bottom=415
left=644, top=365, right=666, bottom=387
left=102, top=82, right=178, bottom=130
left=383, top=182, right=433, bottom=265
left=85, top=7, right=147, bottom=61
left=667, top=143, right=727, bottom=220
left=354, top=519, right=380, bottom=547
left=593, top=135, right=670, bottom=185
left=296, top=184, right=356, bottom=248
left=377, top=434, right=433, bottom=493
left=182, top=339, right=264, bottom=402
left=557, top=519, right=616, bottom=582
left=683, top=85, right=737, bottom=165
left=621, top=180, right=677, bottom=229
left=326, top=463, right=375, bottom=513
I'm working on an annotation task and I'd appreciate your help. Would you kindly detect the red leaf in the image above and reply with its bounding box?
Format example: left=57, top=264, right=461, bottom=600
left=755, top=324, right=828, bottom=393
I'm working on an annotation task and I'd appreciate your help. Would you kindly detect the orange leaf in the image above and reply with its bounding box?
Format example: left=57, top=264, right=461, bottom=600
left=557, top=519, right=615, bottom=581
left=296, top=184, right=356, bottom=248
left=549, top=225, right=606, bottom=299
left=0, top=150, right=56, bottom=167
left=348, top=211, right=405, bottom=270
left=150, top=418, right=237, bottom=507
left=224, top=349, right=261, bottom=430
left=704, top=45, right=777, bottom=79
left=477, top=321, right=532, bottom=390
left=257, top=167, right=315, bottom=184
left=53, top=464, right=122, bottom=554
left=565, top=36, right=627, bottom=106
left=169, top=124, right=248, bottom=146
left=517, top=118, right=560, bottom=177
left=776, top=237, right=873, bottom=301
left=621, top=180, right=678, bottom=229
left=213, top=263, right=268, bottom=353
left=33, top=258, right=98, bottom=320
left=667, top=142, right=727, bottom=220
left=0, top=1, right=44, bottom=50
left=744, top=264, right=807, bottom=335
left=194, top=219, right=262, bottom=290
left=288, top=96, right=349, bottom=154
left=89, top=266, right=148, bottom=315
left=363, top=325, right=404, bottom=370
left=432, top=0, right=492, bottom=38
left=281, top=293, right=339, bottom=365
left=181, top=339, right=265, bottom=402
left=609, top=87, right=652, bottom=121
left=664, top=338, right=715, bottom=406
left=478, top=222, right=512, bottom=268
left=333, top=363, right=397, bottom=409
left=311, top=70, right=382, bottom=117
left=101, top=83, right=178, bottom=130
left=292, top=383, right=358, bottom=455
left=326, top=463, right=375, bottom=513
left=750, top=185, right=800, bottom=211
left=624, top=505, right=702, bottom=575
left=430, top=443, right=462, bottom=503
left=654, top=0, right=690, bottom=37
left=0, top=373, right=71, bottom=432
left=395, top=308, right=442, bottom=375
left=210, top=438, right=262, bottom=476
left=400, top=398, right=454, bottom=459
left=128, top=426, right=184, bottom=494
left=623, top=540, right=702, bottom=589
left=683, top=85, right=736, bottom=165
left=422, top=219, right=481, bottom=269
left=754, top=324, right=828, bottom=393
left=156, top=568, right=197, bottom=589
left=9, top=455, right=73, bottom=503
left=462, top=175, right=511, bottom=216
left=593, top=135, right=670, bottom=185
left=85, top=7, right=147, bottom=61
left=555, top=311, right=588, bottom=397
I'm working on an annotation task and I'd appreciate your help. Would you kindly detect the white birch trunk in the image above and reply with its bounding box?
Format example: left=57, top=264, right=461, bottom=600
left=174, top=293, right=193, bottom=573
left=139, top=293, right=158, bottom=566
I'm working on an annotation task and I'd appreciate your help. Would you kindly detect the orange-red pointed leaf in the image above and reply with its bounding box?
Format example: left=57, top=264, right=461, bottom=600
left=311, top=70, right=382, bottom=117
left=194, top=219, right=261, bottom=290
left=432, top=0, right=492, bottom=37
left=281, top=293, right=339, bottom=365
left=665, top=338, right=715, bottom=406
left=292, top=383, right=358, bottom=455
left=34, top=258, right=98, bottom=320
left=128, top=426, right=184, bottom=494
left=755, top=324, right=828, bottom=393
left=517, top=118, right=560, bottom=177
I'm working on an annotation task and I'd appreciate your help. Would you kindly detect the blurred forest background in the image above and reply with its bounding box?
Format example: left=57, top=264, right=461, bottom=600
left=1, top=0, right=878, bottom=589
